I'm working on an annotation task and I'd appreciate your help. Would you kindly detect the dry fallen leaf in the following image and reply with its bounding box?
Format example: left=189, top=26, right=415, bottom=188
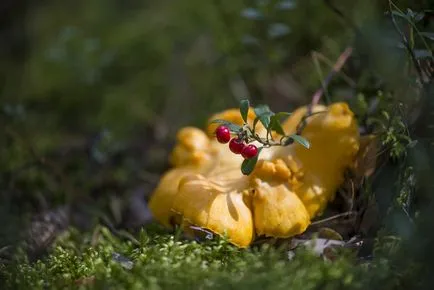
left=317, top=227, right=344, bottom=241
left=353, top=134, right=380, bottom=186
left=338, top=134, right=380, bottom=213
left=290, top=238, right=345, bottom=256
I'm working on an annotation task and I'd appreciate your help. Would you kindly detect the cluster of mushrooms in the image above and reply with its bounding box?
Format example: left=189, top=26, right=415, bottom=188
left=148, top=102, right=360, bottom=248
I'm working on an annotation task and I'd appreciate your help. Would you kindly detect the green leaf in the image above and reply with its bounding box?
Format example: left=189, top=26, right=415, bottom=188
left=391, top=10, right=407, bottom=19
left=259, top=113, right=273, bottom=129
left=381, top=111, right=391, bottom=120
left=239, top=99, right=250, bottom=123
left=253, top=117, right=260, bottom=132
left=420, top=32, right=434, bottom=40
left=254, top=105, right=274, bottom=129
left=254, top=104, right=272, bottom=116
left=414, top=12, right=425, bottom=22
left=414, top=49, right=433, bottom=59
left=210, top=119, right=242, bottom=132
left=210, top=119, right=230, bottom=124
left=406, top=8, right=415, bottom=19
left=392, top=10, right=411, bottom=20
left=269, top=115, right=285, bottom=135
left=287, top=134, right=310, bottom=149
left=241, top=148, right=262, bottom=175
left=275, top=112, right=292, bottom=119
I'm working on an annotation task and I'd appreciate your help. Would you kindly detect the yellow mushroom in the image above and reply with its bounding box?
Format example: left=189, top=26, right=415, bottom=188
left=250, top=102, right=360, bottom=238
left=148, top=107, right=263, bottom=231
left=270, top=102, right=360, bottom=217
left=147, top=168, right=193, bottom=227
left=252, top=180, right=310, bottom=238
left=148, top=127, right=216, bottom=227
left=148, top=102, right=360, bottom=247
left=169, top=126, right=216, bottom=168
left=172, top=173, right=254, bottom=247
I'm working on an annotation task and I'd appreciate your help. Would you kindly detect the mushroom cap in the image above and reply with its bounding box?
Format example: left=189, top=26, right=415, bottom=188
left=249, top=158, right=309, bottom=238
left=172, top=174, right=254, bottom=248
left=149, top=126, right=219, bottom=227
left=148, top=167, right=197, bottom=227
left=248, top=102, right=360, bottom=237
left=170, top=126, right=217, bottom=169
left=148, top=102, right=360, bottom=247
left=148, top=107, right=258, bottom=232
left=271, top=102, right=360, bottom=217
left=252, top=179, right=310, bottom=238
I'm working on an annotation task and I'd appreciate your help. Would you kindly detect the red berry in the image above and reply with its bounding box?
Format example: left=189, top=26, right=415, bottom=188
left=241, top=144, right=258, bottom=159
left=215, top=125, right=231, bottom=143
left=229, top=138, right=246, bottom=154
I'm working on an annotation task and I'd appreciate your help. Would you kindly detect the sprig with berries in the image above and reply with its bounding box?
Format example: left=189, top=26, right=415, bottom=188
left=211, top=99, right=310, bottom=175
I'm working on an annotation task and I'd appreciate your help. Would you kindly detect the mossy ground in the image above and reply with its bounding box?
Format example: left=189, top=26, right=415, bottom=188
left=2, top=225, right=389, bottom=290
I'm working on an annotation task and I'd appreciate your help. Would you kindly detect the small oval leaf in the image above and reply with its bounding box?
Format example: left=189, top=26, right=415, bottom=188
left=210, top=119, right=230, bottom=124
left=239, top=99, right=250, bottom=123
left=210, top=119, right=242, bottom=132
left=275, top=112, right=292, bottom=119
left=241, top=148, right=262, bottom=175
left=414, top=49, right=432, bottom=59
left=289, top=134, right=310, bottom=149
left=270, top=115, right=286, bottom=135
left=258, top=114, right=272, bottom=129
left=253, top=117, right=260, bottom=131
left=254, top=104, right=272, bottom=116
left=317, top=227, right=344, bottom=241
left=254, top=105, right=274, bottom=129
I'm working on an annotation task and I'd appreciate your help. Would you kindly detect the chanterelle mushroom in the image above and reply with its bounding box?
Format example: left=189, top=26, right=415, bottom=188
left=148, top=108, right=262, bottom=229
left=148, top=102, right=360, bottom=248
left=250, top=102, right=360, bottom=239
left=147, top=127, right=215, bottom=227
left=172, top=172, right=254, bottom=247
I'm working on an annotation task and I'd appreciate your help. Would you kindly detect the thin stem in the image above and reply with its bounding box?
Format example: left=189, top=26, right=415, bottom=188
left=310, top=211, right=357, bottom=226
left=310, top=47, right=353, bottom=112
left=389, top=0, right=425, bottom=84
left=312, top=51, right=356, bottom=87
left=312, top=51, right=331, bottom=104
left=389, top=1, right=433, bottom=61
left=294, top=47, right=353, bottom=136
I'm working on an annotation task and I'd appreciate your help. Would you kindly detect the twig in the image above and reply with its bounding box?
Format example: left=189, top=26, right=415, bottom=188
left=310, top=47, right=353, bottom=110
left=311, top=51, right=356, bottom=88
left=312, top=51, right=331, bottom=104
left=296, top=47, right=353, bottom=135
left=310, top=211, right=357, bottom=226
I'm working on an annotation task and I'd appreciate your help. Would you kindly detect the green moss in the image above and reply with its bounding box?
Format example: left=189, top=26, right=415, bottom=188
left=1, top=226, right=375, bottom=290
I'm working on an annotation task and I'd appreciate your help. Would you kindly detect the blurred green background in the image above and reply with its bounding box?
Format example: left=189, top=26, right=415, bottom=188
left=1, top=0, right=376, bottom=224
left=1, top=0, right=434, bottom=288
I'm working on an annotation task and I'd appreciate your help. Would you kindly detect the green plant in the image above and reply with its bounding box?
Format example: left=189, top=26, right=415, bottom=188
left=211, top=99, right=310, bottom=175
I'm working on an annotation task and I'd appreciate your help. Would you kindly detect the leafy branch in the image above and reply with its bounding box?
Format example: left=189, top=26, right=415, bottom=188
left=211, top=99, right=310, bottom=175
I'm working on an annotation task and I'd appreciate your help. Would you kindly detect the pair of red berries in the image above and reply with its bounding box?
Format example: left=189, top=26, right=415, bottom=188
left=215, top=125, right=258, bottom=159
